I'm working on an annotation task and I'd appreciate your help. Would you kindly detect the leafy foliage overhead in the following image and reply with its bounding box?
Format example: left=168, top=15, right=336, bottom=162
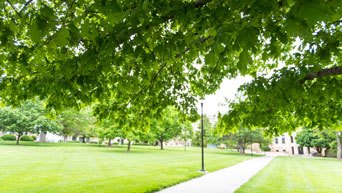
left=0, top=0, right=341, bottom=132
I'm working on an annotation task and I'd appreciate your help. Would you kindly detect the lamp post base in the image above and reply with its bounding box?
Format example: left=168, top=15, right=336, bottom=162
left=198, top=169, right=207, bottom=173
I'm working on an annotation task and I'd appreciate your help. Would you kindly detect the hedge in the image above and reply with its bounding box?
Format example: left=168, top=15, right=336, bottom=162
left=20, top=136, right=34, bottom=141
left=1, top=134, right=17, bottom=141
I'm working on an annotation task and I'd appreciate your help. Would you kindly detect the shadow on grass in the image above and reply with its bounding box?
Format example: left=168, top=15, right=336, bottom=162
left=0, top=141, right=102, bottom=148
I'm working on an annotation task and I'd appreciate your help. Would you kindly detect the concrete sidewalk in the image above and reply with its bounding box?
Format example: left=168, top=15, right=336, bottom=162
left=158, top=154, right=277, bottom=193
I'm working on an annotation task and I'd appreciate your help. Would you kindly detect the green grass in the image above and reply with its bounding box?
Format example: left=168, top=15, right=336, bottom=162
left=0, top=141, right=255, bottom=193
left=236, top=156, right=342, bottom=193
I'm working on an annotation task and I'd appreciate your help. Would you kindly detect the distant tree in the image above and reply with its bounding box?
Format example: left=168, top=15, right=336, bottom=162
left=97, top=119, right=122, bottom=147
left=222, top=128, right=266, bottom=154
left=296, top=127, right=335, bottom=156
left=180, top=121, right=194, bottom=151
left=150, top=107, right=182, bottom=150
left=124, top=130, right=141, bottom=152
left=192, top=115, right=212, bottom=147
left=207, top=126, right=221, bottom=146
left=56, top=109, right=80, bottom=142
left=0, top=100, right=59, bottom=144
left=295, top=128, right=316, bottom=154
left=0, top=108, right=31, bottom=145
left=68, top=109, right=97, bottom=143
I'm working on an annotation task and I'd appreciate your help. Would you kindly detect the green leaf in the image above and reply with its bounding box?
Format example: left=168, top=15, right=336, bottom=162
left=237, top=49, right=252, bottom=74
left=55, top=28, right=70, bottom=47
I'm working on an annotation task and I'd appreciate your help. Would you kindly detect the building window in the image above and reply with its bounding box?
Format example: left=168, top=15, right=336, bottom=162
left=291, top=136, right=294, bottom=143
left=275, top=138, right=278, bottom=144
left=282, top=138, right=285, bottom=144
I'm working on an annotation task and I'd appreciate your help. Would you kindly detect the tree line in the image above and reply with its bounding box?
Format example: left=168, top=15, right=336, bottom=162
left=0, top=100, right=194, bottom=150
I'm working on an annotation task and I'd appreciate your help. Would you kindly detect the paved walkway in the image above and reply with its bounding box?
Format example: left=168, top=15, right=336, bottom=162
left=158, top=154, right=277, bottom=193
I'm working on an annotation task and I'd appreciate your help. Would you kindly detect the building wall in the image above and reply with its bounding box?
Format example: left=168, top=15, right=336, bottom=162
left=270, top=129, right=317, bottom=155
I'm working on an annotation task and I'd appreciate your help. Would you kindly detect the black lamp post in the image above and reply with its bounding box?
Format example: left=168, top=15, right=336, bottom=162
left=200, top=97, right=206, bottom=173
left=250, top=130, right=253, bottom=157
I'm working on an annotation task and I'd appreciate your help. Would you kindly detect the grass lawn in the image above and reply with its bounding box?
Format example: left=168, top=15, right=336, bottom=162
left=236, top=156, right=342, bottom=193
left=0, top=141, right=254, bottom=193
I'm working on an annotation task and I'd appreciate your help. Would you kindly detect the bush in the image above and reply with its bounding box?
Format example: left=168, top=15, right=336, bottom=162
left=31, top=135, right=37, bottom=140
left=1, top=134, right=16, bottom=141
left=20, top=135, right=34, bottom=141
left=261, top=144, right=271, bottom=152
left=0, top=137, right=3, bottom=141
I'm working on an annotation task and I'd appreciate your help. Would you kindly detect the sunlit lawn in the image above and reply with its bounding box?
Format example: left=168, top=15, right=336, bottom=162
left=0, top=141, right=254, bottom=193
left=236, top=156, right=342, bottom=193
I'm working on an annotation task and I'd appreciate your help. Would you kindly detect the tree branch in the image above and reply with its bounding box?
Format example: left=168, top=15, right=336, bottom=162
left=300, top=66, right=342, bottom=83
left=6, top=0, right=22, bottom=18
left=19, top=0, right=33, bottom=14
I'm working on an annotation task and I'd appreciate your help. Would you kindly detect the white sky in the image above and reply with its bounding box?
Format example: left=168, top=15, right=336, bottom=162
left=196, top=75, right=253, bottom=117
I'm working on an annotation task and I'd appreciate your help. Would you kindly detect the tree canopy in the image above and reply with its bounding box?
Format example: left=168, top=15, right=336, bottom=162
left=221, top=128, right=268, bottom=154
left=0, top=0, right=341, bottom=134
left=295, top=127, right=335, bottom=155
left=0, top=99, right=59, bottom=144
left=150, top=106, right=182, bottom=150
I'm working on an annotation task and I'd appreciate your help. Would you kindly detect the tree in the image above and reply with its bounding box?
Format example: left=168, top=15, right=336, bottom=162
left=97, top=118, right=122, bottom=147
left=58, top=109, right=96, bottom=143
left=295, top=128, right=317, bottom=154
left=0, top=100, right=59, bottom=144
left=311, top=130, right=335, bottom=155
left=0, top=107, right=31, bottom=145
left=192, top=115, right=212, bottom=147
left=296, top=127, right=335, bottom=156
left=150, top=107, right=182, bottom=150
left=1, top=1, right=341, bottom=133
left=222, top=128, right=267, bottom=154
left=56, top=109, right=80, bottom=142
left=180, top=121, right=194, bottom=151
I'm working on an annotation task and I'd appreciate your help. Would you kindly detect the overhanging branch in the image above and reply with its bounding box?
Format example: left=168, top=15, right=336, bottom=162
left=300, top=66, right=342, bottom=83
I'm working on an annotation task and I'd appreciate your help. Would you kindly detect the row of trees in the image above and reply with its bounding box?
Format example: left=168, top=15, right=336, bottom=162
left=0, top=99, right=271, bottom=154
left=6, top=100, right=340, bottom=157
left=0, top=101, right=194, bottom=151
left=96, top=106, right=194, bottom=151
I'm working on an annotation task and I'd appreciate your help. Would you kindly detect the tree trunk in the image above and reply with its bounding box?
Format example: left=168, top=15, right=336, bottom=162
left=16, top=134, right=22, bottom=145
left=307, top=147, right=311, bottom=155
left=316, top=147, right=321, bottom=154
left=336, top=131, right=342, bottom=160
left=239, top=144, right=244, bottom=154
left=108, top=138, right=112, bottom=147
left=160, top=134, right=164, bottom=150
left=184, top=141, right=186, bottom=151
left=82, top=136, right=86, bottom=143
left=63, top=136, right=67, bottom=143
left=160, top=140, right=164, bottom=150
left=39, top=132, right=46, bottom=143
left=127, top=140, right=131, bottom=152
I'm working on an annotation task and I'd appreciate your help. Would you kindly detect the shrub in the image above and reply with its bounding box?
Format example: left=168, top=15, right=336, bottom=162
left=1, top=134, right=16, bottom=141
left=261, top=144, right=271, bottom=152
left=20, top=135, right=34, bottom=141
left=31, top=135, right=37, bottom=140
left=0, top=137, right=3, bottom=141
